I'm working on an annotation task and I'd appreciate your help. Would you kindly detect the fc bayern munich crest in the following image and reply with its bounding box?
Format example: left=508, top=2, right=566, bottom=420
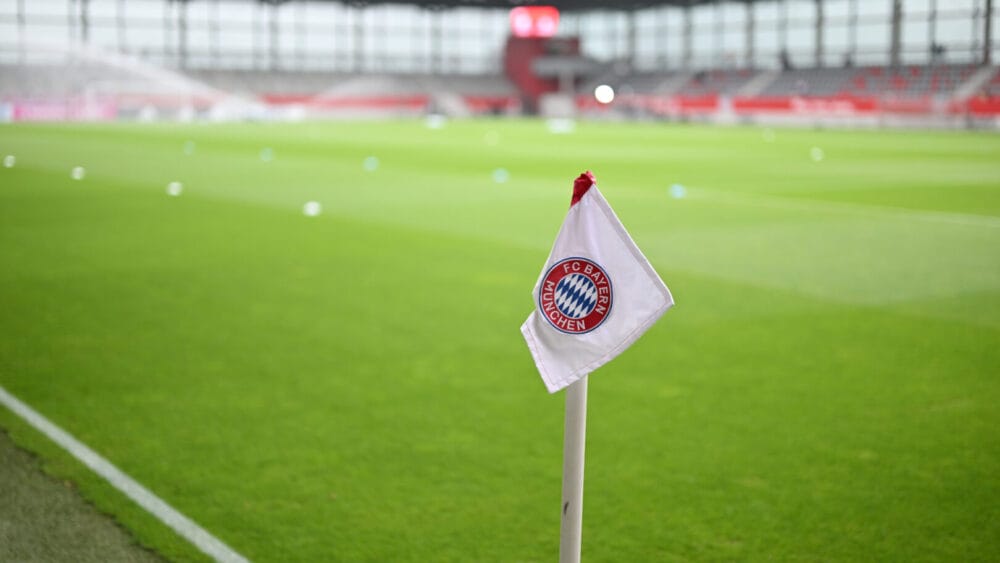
left=538, top=257, right=613, bottom=334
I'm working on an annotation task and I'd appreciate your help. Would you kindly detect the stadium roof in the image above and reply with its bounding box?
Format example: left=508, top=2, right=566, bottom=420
left=263, top=1, right=735, bottom=11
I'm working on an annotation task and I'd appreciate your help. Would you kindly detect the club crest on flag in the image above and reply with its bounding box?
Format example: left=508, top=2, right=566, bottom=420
left=538, top=257, right=612, bottom=335
left=522, top=171, right=673, bottom=393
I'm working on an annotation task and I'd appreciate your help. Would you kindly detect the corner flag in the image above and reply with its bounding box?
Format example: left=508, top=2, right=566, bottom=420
left=521, top=171, right=674, bottom=393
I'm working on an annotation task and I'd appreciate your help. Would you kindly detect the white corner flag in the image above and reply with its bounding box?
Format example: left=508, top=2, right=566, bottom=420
left=521, top=171, right=674, bottom=393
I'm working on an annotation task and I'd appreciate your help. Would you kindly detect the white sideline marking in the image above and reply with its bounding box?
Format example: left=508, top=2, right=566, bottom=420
left=0, top=385, right=249, bottom=563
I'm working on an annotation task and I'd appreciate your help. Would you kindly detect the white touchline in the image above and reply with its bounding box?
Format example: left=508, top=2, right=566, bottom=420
left=0, top=385, right=249, bottom=563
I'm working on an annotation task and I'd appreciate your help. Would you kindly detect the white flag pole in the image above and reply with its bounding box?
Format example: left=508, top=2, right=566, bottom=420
left=559, top=375, right=588, bottom=563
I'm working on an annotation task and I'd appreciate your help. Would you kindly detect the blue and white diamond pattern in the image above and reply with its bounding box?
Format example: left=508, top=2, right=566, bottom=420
left=554, top=273, right=598, bottom=319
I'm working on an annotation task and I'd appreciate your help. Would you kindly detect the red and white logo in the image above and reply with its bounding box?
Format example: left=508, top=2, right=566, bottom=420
left=538, top=257, right=613, bottom=334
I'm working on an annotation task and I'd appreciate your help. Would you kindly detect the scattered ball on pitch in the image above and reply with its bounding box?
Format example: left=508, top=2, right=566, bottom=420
left=594, top=84, right=615, bottom=104
left=183, top=140, right=196, bottom=156
left=303, top=201, right=322, bottom=217
left=546, top=118, right=576, bottom=134
left=363, top=156, right=379, bottom=172
left=71, top=166, right=85, bottom=180
left=177, top=105, right=195, bottom=123
left=762, top=128, right=776, bottom=143
left=810, top=147, right=825, bottom=162
left=166, top=181, right=183, bottom=197
left=425, top=114, right=446, bottom=129
left=3, top=155, right=14, bottom=168
left=669, top=183, right=686, bottom=199
left=138, top=105, right=158, bottom=122
left=260, top=147, right=274, bottom=163
left=492, top=168, right=510, bottom=184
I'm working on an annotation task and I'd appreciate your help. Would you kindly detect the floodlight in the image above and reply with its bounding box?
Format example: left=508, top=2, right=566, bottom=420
left=594, top=85, right=615, bottom=104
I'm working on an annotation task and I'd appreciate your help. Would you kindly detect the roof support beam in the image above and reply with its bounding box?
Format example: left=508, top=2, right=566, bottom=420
left=431, top=9, right=442, bottom=74
left=985, top=0, right=993, bottom=64
left=17, top=0, right=25, bottom=63
left=682, top=3, right=692, bottom=70
left=295, top=1, right=306, bottom=70
left=848, top=0, right=857, bottom=62
left=713, top=0, right=722, bottom=67
left=179, top=0, right=189, bottom=69
left=268, top=1, right=279, bottom=70
left=81, top=0, right=90, bottom=43
left=117, top=0, right=127, bottom=54
left=656, top=6, right=668, bottom=70
left=68, top=0, right=75, bottom=44
left=815, top=0, right=824, bottom=67
left=628, top=11, right=638, bottom=68
left=210, top=0, right=220, bottom=67
left=890, top=0, right=902, bottom=67
left=928, top=0, right=936, bottom=61
left=164, top=0, right=173, bottom=64
left=354, top=5, right=365, bottom=72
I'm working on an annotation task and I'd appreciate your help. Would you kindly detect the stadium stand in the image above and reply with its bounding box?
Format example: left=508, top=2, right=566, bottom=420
left=183, top=64, right=983, bottom=105
left=3, top=58, right=997, bottom=124
left=580, top=71, right=686, bottom=96
left=187, top=70, right=348, bottom=97
left=0, top=0, right=996, bottom=127
left=0, top=42, right=269, bottom=122
left=845, top=64, right=978, bottom=98
left=759, top=67, right=855, bottom=97
left=0, top=61, right=518, bottom=119
left=728, top=64, right=978, bottom=99
left=188, top=71, right=517, bottom=114
left=572, top=63, right=1000, bottom=125
left=676, top=69, right=758, bottom=96
left=0, top=63, right=143, bottom=99
left=619, top=72, right=683, bottom=94
left=0, top=60, right=240, bottom=121
left=983, top=69, right=1000, bottom=96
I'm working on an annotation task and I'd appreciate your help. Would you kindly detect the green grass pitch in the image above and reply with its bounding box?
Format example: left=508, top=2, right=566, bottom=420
left=1, top=120, right=998, bottom=562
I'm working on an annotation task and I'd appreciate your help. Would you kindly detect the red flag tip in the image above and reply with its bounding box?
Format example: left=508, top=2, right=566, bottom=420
left=570, top=171, right=595, bottom=207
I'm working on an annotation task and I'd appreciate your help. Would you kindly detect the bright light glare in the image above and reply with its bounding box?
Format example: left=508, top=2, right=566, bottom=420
left=536, top=15, right=557, bottom=36
left=594, top=84, right=615, bottom=104
left=513, top=13, right=533, bottom=36
left=509, top=6, right=559, bottom=38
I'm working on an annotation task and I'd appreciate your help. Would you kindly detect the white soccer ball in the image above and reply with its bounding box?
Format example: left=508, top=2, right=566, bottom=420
left=303, top=201, right=322, bottom=217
